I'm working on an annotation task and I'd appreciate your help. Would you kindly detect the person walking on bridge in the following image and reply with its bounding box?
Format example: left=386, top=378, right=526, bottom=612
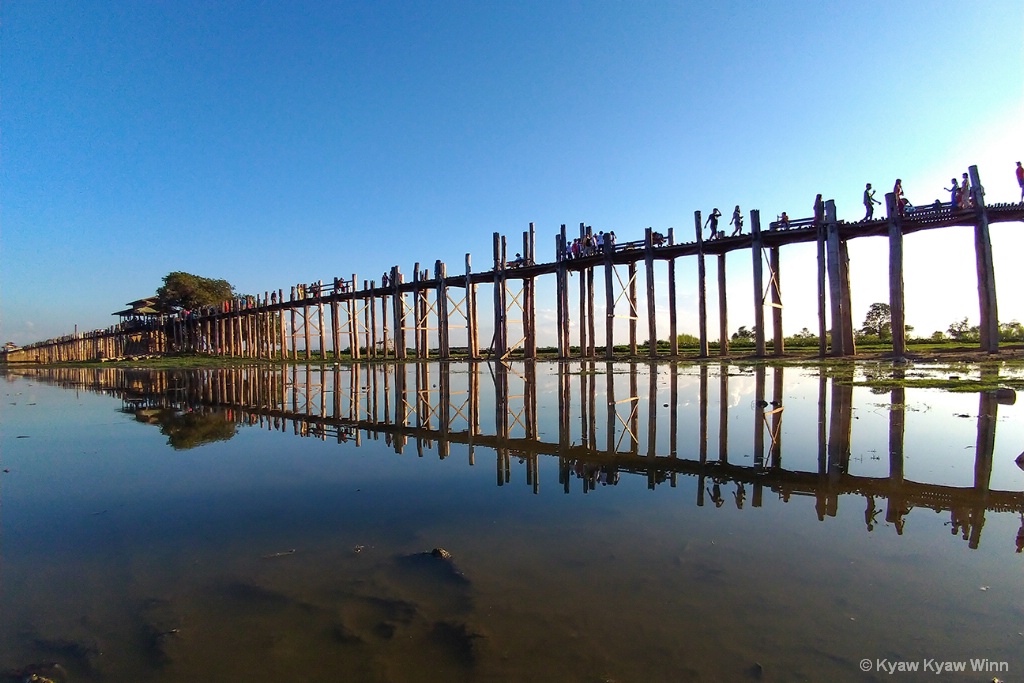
left=944, top=177, right=960, bottom=209
left=730, top=205, right=744, bottom=236
left=1016, top=161, right=1023, bottom=202
left=704, top=208, right=722, bottom=240
left=863, top=183, right=881, bottom=219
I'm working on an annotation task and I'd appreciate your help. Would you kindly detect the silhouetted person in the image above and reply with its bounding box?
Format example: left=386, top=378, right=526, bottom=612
left=893, top=179, right=906, bottom=215
left=1016, top=161, right=1024, bottom=202
left=733, top=482, right=746, bottom=509
left=704, top=208, right=722, bottom=240
left=960, top=172, right=971, bottom=208
left=730, top=205, right=743, bottom=236
left=945, top=178, right=960, bottom=209
left=863, top=183, right=880, bottom=219
left=813, top=194, right=824, bottom=227
left=865, top=496, right=879, bottom=532
left=1016, top=514, right=1023, bottom=553
left=707, top=481, right=725, bottom=507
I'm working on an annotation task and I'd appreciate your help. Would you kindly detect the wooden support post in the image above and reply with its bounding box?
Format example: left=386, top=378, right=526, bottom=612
left=816, top=204, right=827, bottom=358
left=492, top=234, right=507, bottom=358
left=578, top=223, right=587, bottom=356
left=525, top=224, right=537, bottom=359
left=695, top=211, right=708, bottom=357
left=363, top=279, right=372, bottom=359
left=771, top=247, right=783, bottom=355
left=628, top=260, right=638, bottom=356
left=970, top=165, right=999, bottom=352
left=317, top=281, right=326, bottom=360
left=717, top=253, right=728, bottom=356
left=645, top=228, right=657, bottom=359
left=586, top=262, right=595, bottom=358
left=466, top=254, right=478, bottom=359
left=412, top=265, right=421, bottom=359
left=751, top=210, right=766, bottom=357
left=437, top=260, right=450, bottom=359
left=555, top=226, right=567, bottom=358
left=840, top=243, right=855, bottom=355
left=668, top=227, right=678, bottom=357
left=604, top=236, right=615, bottom=359
left=370, top=282, right=378, bottom=359
left=418, top=268, right=428, bottom=359
left=331, top=280, right=341, bottom=359
left=825, top=200, right=845, bottom=357
left=392, top=266, right=406, bottom=360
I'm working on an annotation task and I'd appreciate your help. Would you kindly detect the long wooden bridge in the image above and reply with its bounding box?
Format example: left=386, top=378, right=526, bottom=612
left=6, top=164, right=1023, bottom=363
left=9, top=361, right=1023, bottom=552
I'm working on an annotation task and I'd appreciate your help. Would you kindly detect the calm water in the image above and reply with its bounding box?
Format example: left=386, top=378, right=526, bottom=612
left=1, top=362, right=1023, bottom=682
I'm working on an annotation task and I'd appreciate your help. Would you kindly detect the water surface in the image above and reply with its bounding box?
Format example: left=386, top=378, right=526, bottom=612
left=1, top=362, right=1022, bottom=682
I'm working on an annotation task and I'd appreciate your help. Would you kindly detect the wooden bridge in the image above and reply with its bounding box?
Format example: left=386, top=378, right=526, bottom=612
left=9, top=361, right=1023, bottom=552
left=6, top=164, right=1023, bottom=363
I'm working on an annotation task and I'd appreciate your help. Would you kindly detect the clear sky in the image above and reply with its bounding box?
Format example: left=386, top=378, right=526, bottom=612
left=2, top=1, right=1023, bottom=348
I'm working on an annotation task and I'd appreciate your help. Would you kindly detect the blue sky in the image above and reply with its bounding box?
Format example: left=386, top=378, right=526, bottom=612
left=2, top=1, right=1022, bottom=347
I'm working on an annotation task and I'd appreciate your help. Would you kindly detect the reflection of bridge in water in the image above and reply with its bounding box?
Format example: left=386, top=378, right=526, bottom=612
left=10, top=362, right=1024, bottom=551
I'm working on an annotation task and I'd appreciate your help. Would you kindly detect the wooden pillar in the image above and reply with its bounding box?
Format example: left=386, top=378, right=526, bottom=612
left=751, top=210, right=766, bottom=357
left=437, top=260, right=450, bottom=359
left=668, top=227, right=678, bottom=357
left=717, top=253, right=728, bottom=356
left=331, top=280, right=341, bottom=360
left=369, top=282, right=378, bottom=359
left=347, top=274, right=359, bottom=359
left=771, top=246, right=783, bottom=356
left=555, top=226, right=568, bottom=358
left=884, top=193, right=909, bottom=358
left=525, top=224, right=537, bottom=359
left=628, top=261, right=638, bottom=356
left=412, top=265, right=421, bottom=359
left=317, top=282, right=326, bottom=360
left=578, top=223, right=587, bottom=356
left=363, top=280, right=372, bottom=359
left=825, top=200, right=845, bottom=357
left=694, top=210, right=708, bottom=357
left=301, top=292, right=311, bottom=360
left=466, top=254, right=478, bottom=359
left=604, top=236, right=615, bottom=359
left=586, top=257, right=595, bottom=358
left=392, top=266, right=406, bottom=360
left=645, top=228, right=657, bottom=359
left=970, top=165, right=999, bottom=352
left=816, top=210, right=828, bottom=358
left=492, top=234, right=507, bottom=358
left=418, top=268, right=428, bottom=359
left=840, top=242, right=855, bottom=355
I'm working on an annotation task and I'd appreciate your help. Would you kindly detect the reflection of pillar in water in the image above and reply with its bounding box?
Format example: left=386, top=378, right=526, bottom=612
left=629, top=364, right=639, bottom=455
left=670, top=362, right=678, bottom=460
left=753, top=364, right=765, bottom=507
left=588, top=361, right=597, bottom=450
left=718, top=364, right=729, bottom=463
left=394, top=365, right=406, bottom=453
left=970, top=388, right=998, bottom=549
left=469, top=362, right=479, bottom=466
left=578, top=361, right=588, bottom=447
left=438, top=362, right=450, bottom=458
left=647, top=362, right=658, bottom=489
left=698, top=364, right=708, bottom=506
left=770, top=366, right=784, bottom=469
left=494, top=362, right=510, bottom=486
left=606, top=362, right=616, bottom=454
left=887, top=369, right=906, bottom=532
left=754, top=365, right=766, bottom=468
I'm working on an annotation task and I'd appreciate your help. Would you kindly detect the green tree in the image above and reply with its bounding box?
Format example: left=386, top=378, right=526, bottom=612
left=860, top=303, right=891, bottom=339
left=156, top=272, right=235, bottom=311
left=947, top=317, right=973, bottom=340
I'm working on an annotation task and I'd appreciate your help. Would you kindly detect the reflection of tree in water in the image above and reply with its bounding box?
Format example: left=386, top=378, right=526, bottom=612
left=135, top=408, right=237, bottom=450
